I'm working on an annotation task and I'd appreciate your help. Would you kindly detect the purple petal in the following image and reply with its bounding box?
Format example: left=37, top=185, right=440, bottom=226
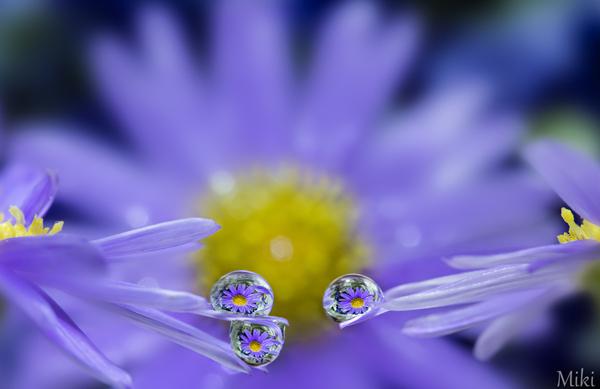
left=91, top=6, right=210, bottom=179
left=9, top=127, right=184, bottom=227
left=447, top=240, right=600, bottom=269
left=113, top=305, right=250, bottom=373
left=363, top=173, right=556, bottom=265
left=402, top=290, right=545, bottom=337
left=383, top=264, right=571, bottom=311
left=295, top=3, right=419, bottom=169
left=0, top=271, right=132, bottom=387
left=66, top=280, right=212, bottom=313
left=526, top=140, right=600, bottom=224
left=368, top=321, right=514, bottom=389
left=92, top=218, right=219, bottom=261
left=473, top=287, right=570, bottom=360
left=0, top=164, right=57, bottom=223
left=0, top=235, right=106, bottom=282
left=211, top=0, right=292, bottom=159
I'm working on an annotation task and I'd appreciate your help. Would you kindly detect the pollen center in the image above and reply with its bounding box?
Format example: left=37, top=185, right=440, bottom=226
left=556, top=207, right=600, bottom=303
left=557, top=207, right=600, bottom=243
left=249, top=341, right=262, bottom=353
left=232, top=294, right=247, bottom=307
left=0, top=206, right=63, bottom=240
left=350, top=297, right=365, bottom=309
left=195, top=167, right=369, bottom=338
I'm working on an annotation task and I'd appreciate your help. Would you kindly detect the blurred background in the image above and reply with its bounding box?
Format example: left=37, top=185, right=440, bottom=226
left=1, top=0, right=600, bottom=388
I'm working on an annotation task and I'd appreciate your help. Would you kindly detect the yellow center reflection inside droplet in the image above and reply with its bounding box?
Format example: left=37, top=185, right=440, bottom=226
left=350, top=297, right=365, bottom=309
left=249, top=341, right=262, bottom=353
left=232, top=294, right=248, bottom=307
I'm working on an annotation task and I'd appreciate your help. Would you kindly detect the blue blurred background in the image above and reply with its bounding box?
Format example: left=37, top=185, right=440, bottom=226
left=1, top=0, right=600, bottom=388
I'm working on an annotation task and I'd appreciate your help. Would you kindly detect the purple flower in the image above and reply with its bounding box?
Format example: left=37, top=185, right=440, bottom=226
left=221, top=284, right=261, bottom=314
left=6, top=1, right=555, bottom=388
left=0, top=164, right=251, bottom=387
left=239, top=329, right=278, bottom=360
left=372, top=140, right=600, bottom=360
left=338, top=287, right=374, bottom=315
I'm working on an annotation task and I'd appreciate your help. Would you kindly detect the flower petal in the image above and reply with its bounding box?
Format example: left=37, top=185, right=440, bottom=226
left=402, top=290, right=544, bottom=337
left=9, top=127, right=184, bottom=227
left=0, top=235, right=106, bottom=281
left=364, top=321, right=514, bottom=389
left=526, top=140, right=600, bottom=224
left=296, top=2, right=419, bottom=169
left=447, top=240, right=600, bottom=269
left=212, top=0, right=292, bottom=159
left=0, top=164, right=57, bottom=222
left=92, top=218, right=219, bottom=261
left=382, top=264, right=571, bottom=311
left=91, top=6, right=210, bottom=179
left=65, top=280, right=212, bottom=313
left=473, top=286, right=570, bottom=360
left=0, top=271, right=131, bottom=387
left=112, top=304, right=250, bottom=373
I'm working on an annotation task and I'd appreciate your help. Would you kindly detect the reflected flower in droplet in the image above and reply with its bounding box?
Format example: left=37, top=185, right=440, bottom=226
left=323, top=273, right=383, bottom=323
left=230, top=319, right=285, bottom=367
left=210, top=270, right=274, bottom=316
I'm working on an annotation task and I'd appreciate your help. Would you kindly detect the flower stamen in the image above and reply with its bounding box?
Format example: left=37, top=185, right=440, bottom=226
left=0, top=206, right=63, bottom=240
left=350, top=297, right=365, bottom=309
left=249, top=341, right=262, bottom=353
left=232, top=294, right=248, bottom=307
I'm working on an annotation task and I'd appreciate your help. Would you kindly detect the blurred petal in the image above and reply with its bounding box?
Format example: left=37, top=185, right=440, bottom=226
left=0, top=272, right=131, bottom=388
left=9, top=127, right=183, bottom=227
left=402, top=290, right=543, bottom=337
left=0, top=235, right=106, bottom=281
left=211, top=0, right=292, bottom=160
left=474, top=313, right=525, bottom=361
left=447, top=239, right=600, bottom=269
left=0, top=164, right=57, bottom=222
left=526, top=140, right=600, bottom=224
left=91, top=6, right=209, bottom=178
left=473, top=287, right=570, bottom=360
left=92, top=218, right=219, bottom=260
left=113, top=305, right=250, bottom=373
left=71, top=280, right=211, bottom=313
left=368, top=321, right=513, bottom=389
left=383, top=264, right=569, bottom=311
left=131, top=343, right=229, bottom=389
left=295, top=2, right=419, bottom=169
left=365, top=174, right=555, bottom=264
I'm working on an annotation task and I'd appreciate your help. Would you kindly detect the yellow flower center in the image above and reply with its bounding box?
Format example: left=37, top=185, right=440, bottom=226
left=0, top=206, right=63, bottom=320
left=557, top=207, right=600, bottom=302
left=0, top=206, right=63, bottom=240
left=249, top=340, right=262, bottom=353
left=232, top=294, right=248, bottom=307
left=195, top=167, right=369, bottom=338
left=350, top=297, right=365, bottom=309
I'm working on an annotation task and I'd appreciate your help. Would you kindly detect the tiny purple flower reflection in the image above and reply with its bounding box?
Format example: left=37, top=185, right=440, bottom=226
left=338, top=287, right=374, bottom=315
left=222, top=284, right=261, bottom=314
left=348, top=140, right=600, bottom=361
left=240, top=329, right=277, bottom=359
left=0, top=164, right=251, bottom=388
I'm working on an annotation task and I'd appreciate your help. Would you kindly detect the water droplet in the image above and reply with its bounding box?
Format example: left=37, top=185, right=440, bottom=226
left=210, top=270, right=274, bottom=316
left=322, top=273, right=383, bottom=323
left=230, top=319, right=285, bottom=366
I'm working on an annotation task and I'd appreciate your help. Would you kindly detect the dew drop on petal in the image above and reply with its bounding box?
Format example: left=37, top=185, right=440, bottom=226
left=229, top=320, right=285, bottom=366
left=322, top=273, right=383, bottom=323
left=210, top=270, right=274, bottom=316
